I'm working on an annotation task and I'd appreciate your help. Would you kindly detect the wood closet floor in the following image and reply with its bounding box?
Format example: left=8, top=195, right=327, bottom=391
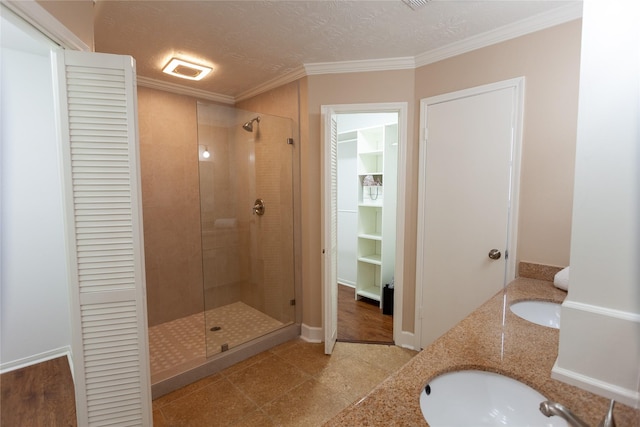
left=337, top=284, right=394, bottom=343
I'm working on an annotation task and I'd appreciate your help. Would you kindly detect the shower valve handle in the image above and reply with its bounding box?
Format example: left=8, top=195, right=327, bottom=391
left=253, top=199, right=265, bottom=216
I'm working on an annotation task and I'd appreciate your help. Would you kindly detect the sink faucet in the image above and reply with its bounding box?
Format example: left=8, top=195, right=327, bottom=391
left=539, top=399, right=616, bottom=427
left=539, top=401, right=589, bottom=427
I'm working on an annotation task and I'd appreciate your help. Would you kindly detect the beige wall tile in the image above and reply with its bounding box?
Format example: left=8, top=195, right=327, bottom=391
left=138, top=87, right=204, bottom=326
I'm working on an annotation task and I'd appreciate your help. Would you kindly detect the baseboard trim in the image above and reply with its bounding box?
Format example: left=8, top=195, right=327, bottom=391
left=300, top=323, right=323, bottom=343
left=337, top=280, right=356, bottom=288
left=394, top=331, right=417, bottom=350
left=300, top=323, right=413, bottom=348
left=0, top=346, right=72, bottom=374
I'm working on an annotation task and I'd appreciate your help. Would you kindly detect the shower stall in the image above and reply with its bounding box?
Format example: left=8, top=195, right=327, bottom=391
left=147, top=102, right=298, bottom=395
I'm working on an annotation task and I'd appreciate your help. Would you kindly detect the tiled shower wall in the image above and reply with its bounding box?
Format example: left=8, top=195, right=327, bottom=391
left=137, top=83, right=300, bottom=328
left=137, top=87, right=204, bottom=326
left=235, top=81, right=301, bottom=325
left=197, top=111, right=295, bottom=325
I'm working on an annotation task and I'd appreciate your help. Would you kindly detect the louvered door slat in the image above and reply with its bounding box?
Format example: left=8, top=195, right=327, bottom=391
left=86, top=393, right=140, bottom=412
left=84, top=321, right=138, bottom=333
left=55, top=50, right=151, bottom=426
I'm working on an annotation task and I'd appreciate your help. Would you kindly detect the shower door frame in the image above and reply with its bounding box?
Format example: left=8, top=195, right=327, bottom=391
left=196, top=104, right=298, bottom=359
left=151, top=104, right=301, bottom=398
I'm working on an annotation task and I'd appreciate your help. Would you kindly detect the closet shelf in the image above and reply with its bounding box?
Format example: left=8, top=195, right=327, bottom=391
left=356, top=286, right=381, bottom=302
left=339, top=138, right=357, bottom=144
left=358, top=254, right=382, bottom=265
left=358, top=149, right=383, bottom=156
left=358, top=233, right=382, bottom=241
left=339, top=121, right=397, bottom=309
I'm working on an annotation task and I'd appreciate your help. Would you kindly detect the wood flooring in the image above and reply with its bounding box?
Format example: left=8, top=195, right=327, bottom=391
left=337, top=284, right=394, bottom=343
left=1, top=356, right=76, bottom=427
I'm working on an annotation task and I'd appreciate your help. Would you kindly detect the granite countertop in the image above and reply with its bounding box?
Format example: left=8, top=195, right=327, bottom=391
left=326, top=277, right=640, bottom=426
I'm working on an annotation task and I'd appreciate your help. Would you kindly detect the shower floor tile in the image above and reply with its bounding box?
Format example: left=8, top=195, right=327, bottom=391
left=205, top=302, right=284, bottom=354
left=148, top=302, right=284, bottom=383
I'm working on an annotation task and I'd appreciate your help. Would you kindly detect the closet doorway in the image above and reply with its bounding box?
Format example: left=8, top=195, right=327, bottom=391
left=322, top=103, right=408, bottom=354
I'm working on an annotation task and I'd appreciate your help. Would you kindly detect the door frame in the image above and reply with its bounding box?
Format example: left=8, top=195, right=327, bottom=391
left=414, top=77, right=525, bottom=350
left=2, top=0, right=91, bottom=52
left=321, top=102, right=409, bottom=353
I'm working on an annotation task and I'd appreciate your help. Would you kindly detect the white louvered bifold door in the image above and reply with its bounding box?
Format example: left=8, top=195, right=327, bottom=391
left=323, top=113, right=338, bottom=355
left=53, top=50, right=152, bottom=426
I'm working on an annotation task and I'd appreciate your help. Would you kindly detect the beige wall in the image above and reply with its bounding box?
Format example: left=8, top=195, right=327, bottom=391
left=415, top=19, right=582, bottom=272
left=37, top=0, right=94, bottom=50
left=299, top=21, right=581, bottom=332
left=236, top=81, right=301, bottom=124
left=137, top=87, right=204, bottom=326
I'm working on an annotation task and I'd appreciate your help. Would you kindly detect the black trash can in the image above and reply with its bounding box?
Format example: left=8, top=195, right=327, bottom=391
left=382, top=284, right=394, bottom=315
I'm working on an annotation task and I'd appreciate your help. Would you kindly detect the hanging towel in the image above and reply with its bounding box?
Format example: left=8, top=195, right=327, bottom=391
left=554, top=266, right=570, bottom=291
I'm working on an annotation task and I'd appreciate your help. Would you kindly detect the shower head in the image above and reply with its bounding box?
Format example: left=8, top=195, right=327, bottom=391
left=242, top=116, right=260, bottom=132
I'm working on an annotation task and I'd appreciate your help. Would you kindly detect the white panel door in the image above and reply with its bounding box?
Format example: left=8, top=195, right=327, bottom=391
left=418, top=79, right=523, bottom=348
left=54, top=50, right=152, bottom=426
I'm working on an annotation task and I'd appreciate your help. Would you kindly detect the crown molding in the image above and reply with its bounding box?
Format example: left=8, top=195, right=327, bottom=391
left=235, top=65, right=307, bottom=102
left=304, top=57, right=416, bottom=76
left=145, top=5, right=582, bottom=102
left=137, top=2, right=582, bottom=105
left=20, top=0, right=579, bottom=104
left=2, top=0, right=91, bottom=52
left=136, top=76, right=235, bottom=104
left=415, top=2, right=583, bottom=68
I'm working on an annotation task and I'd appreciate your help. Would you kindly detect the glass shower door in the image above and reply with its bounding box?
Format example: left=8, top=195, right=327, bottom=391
left=196, top=103, right=295, bottom=358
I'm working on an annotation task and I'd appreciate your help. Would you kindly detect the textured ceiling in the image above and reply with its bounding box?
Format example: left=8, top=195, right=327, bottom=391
left=94, top=1, right=578, bottom=99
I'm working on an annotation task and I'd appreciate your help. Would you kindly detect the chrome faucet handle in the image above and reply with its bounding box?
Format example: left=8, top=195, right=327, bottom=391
left=598, top=400, right=616, bottom=427
left=539, top=401, right=589, bottom=427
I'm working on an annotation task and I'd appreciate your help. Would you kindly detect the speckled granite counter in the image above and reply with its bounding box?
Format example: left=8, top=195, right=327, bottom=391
left=326, top=278, right=640, bottom=426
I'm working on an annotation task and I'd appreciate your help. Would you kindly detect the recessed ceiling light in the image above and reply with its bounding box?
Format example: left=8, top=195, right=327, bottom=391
left=162, top=58, right=212, bottom=81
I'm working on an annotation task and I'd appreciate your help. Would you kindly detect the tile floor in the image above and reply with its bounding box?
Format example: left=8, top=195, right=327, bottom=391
left=152, top=339, right=417, bottom=426
left=149, top=302, right=286, bottom=383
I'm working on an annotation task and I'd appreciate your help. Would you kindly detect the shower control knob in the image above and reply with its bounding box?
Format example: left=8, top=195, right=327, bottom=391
left=253, top=198, right=265, bottom=216
left=488, top=249, right=501, bottom=260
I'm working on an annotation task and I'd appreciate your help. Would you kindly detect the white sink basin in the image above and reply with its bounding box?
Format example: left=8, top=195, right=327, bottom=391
left=419, top=370, right=567, bottom=426
left=510, top=300, right=561, bottom=329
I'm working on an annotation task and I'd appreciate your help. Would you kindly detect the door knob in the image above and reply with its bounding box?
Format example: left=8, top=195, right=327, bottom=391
left=253, top=198, right=265, bottom=216
left=488, top=249, right=501, bottom=260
